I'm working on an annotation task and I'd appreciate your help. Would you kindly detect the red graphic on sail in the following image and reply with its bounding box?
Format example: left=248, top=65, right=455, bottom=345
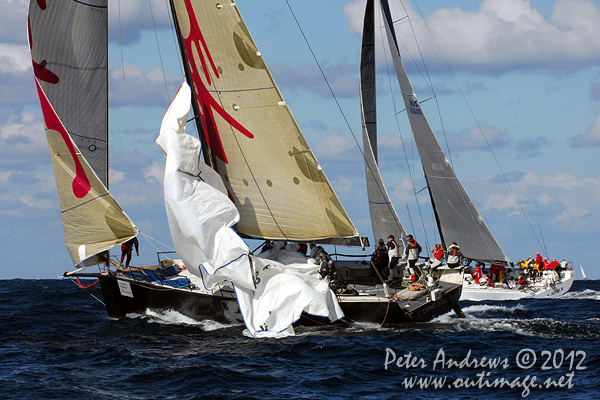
left=28, top=17, right=59, bottom=84
left=181, top=0, right=255, bottom=165
left=35, top=79, right=91, bottom=199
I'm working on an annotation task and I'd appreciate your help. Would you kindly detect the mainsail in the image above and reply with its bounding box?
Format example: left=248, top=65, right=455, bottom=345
left=28, top=0, right=109, bottom=186
left=169, top=0, right=360, bottom=245
left=379, top=0, right=511, bottom=265
left=360, top=0, right=406, bottom=246
left=29, top=0, right=138, bottom=266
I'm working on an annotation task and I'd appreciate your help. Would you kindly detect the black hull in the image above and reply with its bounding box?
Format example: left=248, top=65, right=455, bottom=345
left=94, top=274, right=462, bottom=327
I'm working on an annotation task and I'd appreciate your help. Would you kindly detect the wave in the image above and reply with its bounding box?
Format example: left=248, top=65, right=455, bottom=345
left=561, top=289, right=600, bottom=300
left=428, top=304, right=600, bottom=339
left=125, top=308, right=238, bottom=331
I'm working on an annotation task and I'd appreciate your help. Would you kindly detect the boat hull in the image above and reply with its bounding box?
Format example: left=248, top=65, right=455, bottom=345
left=460, top=269, right=575, bottom=301
left=95, top=273, right=462, bottom=326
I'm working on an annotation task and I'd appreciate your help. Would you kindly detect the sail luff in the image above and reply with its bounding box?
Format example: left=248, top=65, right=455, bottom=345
left=361, top=0, right=406, bottom=245
left=379, top=0, right=511, bottom=265
left=169, top=0, right=359, bottom=244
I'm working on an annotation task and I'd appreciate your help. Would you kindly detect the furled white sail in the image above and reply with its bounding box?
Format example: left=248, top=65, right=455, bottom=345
left=33, top=80, right=138, bottom=266
left=360, top=0, right=406, bottom=245
left=169, top=0, right=359, bottom=244
left=158, top=82, right=344, bottom=337
left=379, top=0, right=511, bottom=265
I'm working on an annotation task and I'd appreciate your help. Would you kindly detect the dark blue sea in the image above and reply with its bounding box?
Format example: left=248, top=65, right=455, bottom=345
left=1, top=279, right=599, bottom=399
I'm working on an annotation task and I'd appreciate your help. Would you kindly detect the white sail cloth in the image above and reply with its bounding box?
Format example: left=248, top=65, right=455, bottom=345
left=157, top=82, right=344, bottom=337
left=157, top=83, right=254, bottom=290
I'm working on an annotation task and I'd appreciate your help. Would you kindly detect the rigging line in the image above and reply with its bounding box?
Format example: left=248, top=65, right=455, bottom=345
left=410, top=0, right=543, bottom=253
left=147, top=0, right=172, bottom=102
left=117, top=0, right=157, bottom=241
left=386, top=5, right=507, bottom=261
left=66, top=277, right=106, bottom=306
left=286, top=0, right=402, bottom=239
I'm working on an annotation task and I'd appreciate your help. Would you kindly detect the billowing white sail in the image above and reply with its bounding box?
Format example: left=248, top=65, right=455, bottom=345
left=157, top=82, right=255, bottom=290
left=379, top=0, right=511, bottom=265
left=170, top=0, right=359, bottom=245
left=157, top=83, right=344, bottom=337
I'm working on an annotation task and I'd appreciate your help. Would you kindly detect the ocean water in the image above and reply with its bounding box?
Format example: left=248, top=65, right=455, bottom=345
left=1, top=279, right=599, bottom=400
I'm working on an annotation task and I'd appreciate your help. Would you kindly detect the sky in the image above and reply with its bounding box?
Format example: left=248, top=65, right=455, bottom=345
left=1, top=0, right=600, bottom=280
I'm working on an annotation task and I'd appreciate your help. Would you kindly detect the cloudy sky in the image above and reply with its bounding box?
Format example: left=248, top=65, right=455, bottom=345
left=2, top=0, right=600, bottom=280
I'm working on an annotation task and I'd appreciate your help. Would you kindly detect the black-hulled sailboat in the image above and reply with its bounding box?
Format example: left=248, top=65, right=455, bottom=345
left=28, top=0, right=463, bottom=337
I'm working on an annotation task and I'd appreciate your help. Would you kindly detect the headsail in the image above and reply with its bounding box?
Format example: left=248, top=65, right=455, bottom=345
left=32, top=80, right=138, bottom=266
left=379, top=0, right=511, bottom=265
left=29, top=0, right=138, bottom=266
left=361, top=0, right=406, bottom=246
left=28, top=0, right=109, bottom=186
left=169, top=0, right=359, bottom=245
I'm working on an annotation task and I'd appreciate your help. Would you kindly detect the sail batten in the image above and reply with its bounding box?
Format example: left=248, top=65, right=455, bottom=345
left=379, top=0, right=511, bottom=265
left=170, top=0, right=359, bottom=243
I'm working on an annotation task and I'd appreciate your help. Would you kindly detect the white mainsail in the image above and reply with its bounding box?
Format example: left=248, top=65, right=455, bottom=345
left=170, top=0, right=359, bottom=245
left=378, top=0, right=511, bottom=265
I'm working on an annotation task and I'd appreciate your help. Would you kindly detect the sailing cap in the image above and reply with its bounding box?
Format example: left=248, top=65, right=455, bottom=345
left=379, top=238, right=384, bottom=243
left=388, top=235, right=395, bottom=239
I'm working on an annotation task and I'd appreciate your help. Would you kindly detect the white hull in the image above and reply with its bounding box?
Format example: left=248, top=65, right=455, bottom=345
left=460, top=269, right=575, bottom=301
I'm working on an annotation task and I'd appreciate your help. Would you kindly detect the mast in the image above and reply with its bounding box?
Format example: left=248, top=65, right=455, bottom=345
left=168, top=0, right=214, bottom=169
left=359, top=0, right=406, bottom=246
left=378, top=0, right=511, bottom=265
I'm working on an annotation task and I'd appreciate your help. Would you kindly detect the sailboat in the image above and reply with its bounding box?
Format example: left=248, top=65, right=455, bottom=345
left=370, top=0, right=574, bottom=301
left=28, top=0, right=463, bottom=337
left=581, top=266, right=588, bottom=281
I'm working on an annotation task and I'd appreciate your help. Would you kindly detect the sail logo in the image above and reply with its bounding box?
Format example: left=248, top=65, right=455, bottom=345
left=35, top=80, right=92, bottom=199
left=179, top=0, right=255, bottom=165
left=409, top=99, right=423, bottom=115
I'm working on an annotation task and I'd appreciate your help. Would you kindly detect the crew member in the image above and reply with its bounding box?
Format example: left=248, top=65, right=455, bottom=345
left=403, top=234, right=422, bottom=279
left=372, top=239, right=389, bottom=280
left=386, top=235, right=400, bottom=281
left=120, top=236, right=139, bottom=268
left=446, top=242, right=462, bottom=269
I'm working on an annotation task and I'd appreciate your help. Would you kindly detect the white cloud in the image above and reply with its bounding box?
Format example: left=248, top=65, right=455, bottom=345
left=312, top=133, right=354, bottom=159
left=569, top=109, right=600, bottom=147
left=478, top=170, right=600, bottom=225
left=0, top=110, right=48, bottom=165
left=0, top=44, right=31, bottom=75
left=143, top=161, right=164, bottom=185
left=344, top=0, right=600, bottom=74
left=450, top=125, right=511, bottom=151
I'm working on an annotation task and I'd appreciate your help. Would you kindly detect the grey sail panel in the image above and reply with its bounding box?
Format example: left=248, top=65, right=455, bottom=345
left=28, top=0, right=109, bottom=186
left=379, top=0, right=510, bottom=264
left=361, top=0, right=406, bottom=246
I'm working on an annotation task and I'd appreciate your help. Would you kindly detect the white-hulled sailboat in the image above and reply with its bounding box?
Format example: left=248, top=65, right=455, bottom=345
left=369, top=0, right=574, bottom=301
left=28, top=0, right=463, bottom=337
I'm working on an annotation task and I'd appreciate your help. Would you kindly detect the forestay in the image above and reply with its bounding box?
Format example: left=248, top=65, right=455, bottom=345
left=169, top=0, right=359, bottom=244
left=379, top=0, right=510, bottom=265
